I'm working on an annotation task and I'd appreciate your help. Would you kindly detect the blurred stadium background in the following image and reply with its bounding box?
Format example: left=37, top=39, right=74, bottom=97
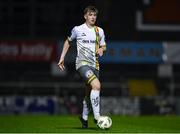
left=0, top=0, right=180, bottom=117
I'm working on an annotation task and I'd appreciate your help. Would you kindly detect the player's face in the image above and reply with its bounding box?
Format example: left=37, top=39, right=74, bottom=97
left=84, top=11, right=97, bottom=26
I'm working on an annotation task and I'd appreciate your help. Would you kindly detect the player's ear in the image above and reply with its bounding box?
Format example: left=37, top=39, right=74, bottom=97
left=84, top=14, right=87, bottom=20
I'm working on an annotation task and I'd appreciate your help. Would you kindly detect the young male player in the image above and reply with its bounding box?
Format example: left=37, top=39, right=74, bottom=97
left=58, top=6, right=106, bottom=128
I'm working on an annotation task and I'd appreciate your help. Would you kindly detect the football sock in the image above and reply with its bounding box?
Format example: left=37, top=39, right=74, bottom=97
left=90, top=89, right=100, bottom=120
left=82, top=98, right=89, bottom=121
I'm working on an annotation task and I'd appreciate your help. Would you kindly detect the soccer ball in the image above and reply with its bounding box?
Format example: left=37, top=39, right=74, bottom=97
left=97, top=116, right=112, bottom=129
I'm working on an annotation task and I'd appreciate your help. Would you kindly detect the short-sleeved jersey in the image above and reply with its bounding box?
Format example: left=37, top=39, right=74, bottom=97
left=68, top=23, right=106, bottom=70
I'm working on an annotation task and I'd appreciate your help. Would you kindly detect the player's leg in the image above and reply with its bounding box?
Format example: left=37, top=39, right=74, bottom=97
left=77, top=66, right=91, bottom=128
left=81, top=79, right=101, bottom=125
left=79, top=85, right=91, bottom=128
left=89, top=78, right=101, bottom=121
left=77, top=65, right=100, bottom=127
left=82, top=85, right=91, bottom=119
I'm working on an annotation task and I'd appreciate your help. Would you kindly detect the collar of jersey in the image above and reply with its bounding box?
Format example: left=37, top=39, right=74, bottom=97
left=84, top=23, right=94, bottom=30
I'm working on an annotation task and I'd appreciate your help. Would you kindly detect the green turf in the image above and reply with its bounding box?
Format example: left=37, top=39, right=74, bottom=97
left=0, top=115, right=180, bottom=133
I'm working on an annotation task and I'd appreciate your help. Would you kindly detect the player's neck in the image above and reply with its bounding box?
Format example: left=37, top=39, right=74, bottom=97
left=85, top=22, right=95, bottom=29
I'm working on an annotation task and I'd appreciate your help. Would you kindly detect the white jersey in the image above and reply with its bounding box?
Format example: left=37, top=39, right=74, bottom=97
left=68, top=23, right=106, bottom=70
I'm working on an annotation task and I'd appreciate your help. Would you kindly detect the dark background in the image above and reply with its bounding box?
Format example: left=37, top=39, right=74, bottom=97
left=0, top=0, right=180, bottom=115
left=0, top=0, right=179, bottom=41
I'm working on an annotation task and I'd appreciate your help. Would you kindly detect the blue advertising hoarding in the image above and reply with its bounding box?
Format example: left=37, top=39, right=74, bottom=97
left=100, top=42, right=164, bottom=63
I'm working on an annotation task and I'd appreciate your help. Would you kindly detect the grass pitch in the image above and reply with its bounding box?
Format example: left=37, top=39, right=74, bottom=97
left=0, top=115, right=180, bottom=133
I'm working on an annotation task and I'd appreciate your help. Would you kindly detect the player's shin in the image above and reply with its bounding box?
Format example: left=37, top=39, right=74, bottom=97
left=90, top=89, right=100, bottom=120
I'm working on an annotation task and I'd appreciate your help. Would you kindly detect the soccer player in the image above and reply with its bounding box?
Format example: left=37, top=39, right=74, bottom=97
left=58, top=6, right=106, bottom=128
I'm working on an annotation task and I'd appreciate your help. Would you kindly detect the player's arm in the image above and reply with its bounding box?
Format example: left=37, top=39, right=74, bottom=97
left=96, top=44, right=106, bottom=56
left=58, top=26, right=77, bottom=70
left=96, top=28, right=106, bottom=56
left=57, top=39, right=70, bottom=70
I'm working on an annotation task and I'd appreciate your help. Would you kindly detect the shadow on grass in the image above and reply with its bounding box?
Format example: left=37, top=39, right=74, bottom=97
left=72, top=126, right=99, bottom=130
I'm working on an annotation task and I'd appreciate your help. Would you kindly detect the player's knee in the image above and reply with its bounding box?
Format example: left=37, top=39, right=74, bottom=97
left=90, top=78, right=101, bottom=90
left=92, top=82, right=101, bottom=90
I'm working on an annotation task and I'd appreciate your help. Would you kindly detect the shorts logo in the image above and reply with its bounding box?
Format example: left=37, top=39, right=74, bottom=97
left=85, top=70, right=93, bottom=78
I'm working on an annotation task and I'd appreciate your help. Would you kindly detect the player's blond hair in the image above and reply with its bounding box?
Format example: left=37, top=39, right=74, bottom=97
left=84, top=6, right=98, bottom=15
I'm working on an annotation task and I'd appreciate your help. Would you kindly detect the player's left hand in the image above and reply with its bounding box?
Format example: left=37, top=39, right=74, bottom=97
left=96, top=48, right=104, bottom=57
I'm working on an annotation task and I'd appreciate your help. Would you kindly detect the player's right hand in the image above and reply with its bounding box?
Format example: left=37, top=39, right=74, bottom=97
left=96, top=48, right=104, bottom=57
left=57, top=59, right=65, bottom=71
